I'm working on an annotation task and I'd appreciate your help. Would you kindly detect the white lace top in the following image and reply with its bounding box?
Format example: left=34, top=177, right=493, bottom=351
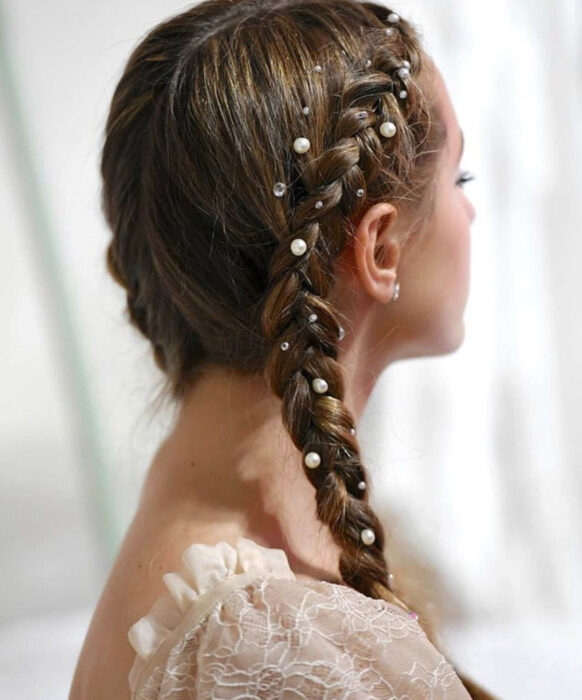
left=127, top=537, right=471, bottom=698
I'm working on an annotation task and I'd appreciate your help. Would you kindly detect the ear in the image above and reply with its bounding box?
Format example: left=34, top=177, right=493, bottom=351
left=352, top=202, right=401, bottom=304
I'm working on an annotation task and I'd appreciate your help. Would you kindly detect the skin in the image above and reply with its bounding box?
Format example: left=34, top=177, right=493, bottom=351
left=70, top=64, right=475, bottom=699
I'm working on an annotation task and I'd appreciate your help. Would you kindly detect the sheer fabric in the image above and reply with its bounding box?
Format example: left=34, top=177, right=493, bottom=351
left=127, top=537, right=471, bottom=698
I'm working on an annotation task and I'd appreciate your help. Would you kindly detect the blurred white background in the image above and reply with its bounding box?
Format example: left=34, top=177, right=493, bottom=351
left=1, top=0, right=581, bottom=697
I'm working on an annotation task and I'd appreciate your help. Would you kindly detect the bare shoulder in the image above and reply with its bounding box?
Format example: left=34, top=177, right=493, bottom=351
left=69, top=505, right=214, bottom=700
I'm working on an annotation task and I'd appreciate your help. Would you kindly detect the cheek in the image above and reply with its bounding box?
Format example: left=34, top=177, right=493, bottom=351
left=404, top=204, right=470, bottom=326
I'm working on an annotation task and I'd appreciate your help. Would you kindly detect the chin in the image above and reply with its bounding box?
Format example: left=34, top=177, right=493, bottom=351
left=427, top=317, right=466, bottom=356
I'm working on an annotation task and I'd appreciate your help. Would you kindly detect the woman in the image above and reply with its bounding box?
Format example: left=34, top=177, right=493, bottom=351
left=71, top=0, right=497, bottom=697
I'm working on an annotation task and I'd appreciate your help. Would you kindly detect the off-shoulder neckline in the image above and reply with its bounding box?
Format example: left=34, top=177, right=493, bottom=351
left=126, top=535, right=416, bottom=693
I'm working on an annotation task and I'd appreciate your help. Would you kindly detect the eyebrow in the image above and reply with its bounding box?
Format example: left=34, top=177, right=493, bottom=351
left=458, top=128, right=464, bottom=163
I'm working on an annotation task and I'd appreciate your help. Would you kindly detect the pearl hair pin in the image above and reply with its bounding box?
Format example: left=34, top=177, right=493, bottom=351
left=361, top=528, right=375, bottom=545
left=290, top=238, right=307, bottom=256
left=304, top=451, right=321, bottom=468
left=309, top=313, right=318, bottom=322
left=312, top=377, right=328, bottom=394
left=380, top=120, right=397, bottom=138
left=293, top=137, right=310, bottom=153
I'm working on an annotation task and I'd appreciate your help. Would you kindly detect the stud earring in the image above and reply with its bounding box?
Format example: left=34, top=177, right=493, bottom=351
left=392, top=280, right=400, bottom=301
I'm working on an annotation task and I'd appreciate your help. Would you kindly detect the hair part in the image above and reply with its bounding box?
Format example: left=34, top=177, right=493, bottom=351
left=101, top=1, right=494, bottom=696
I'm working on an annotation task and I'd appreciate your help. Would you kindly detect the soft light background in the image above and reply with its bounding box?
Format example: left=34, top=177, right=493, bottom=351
left=0, top=0, right=580, bottom=697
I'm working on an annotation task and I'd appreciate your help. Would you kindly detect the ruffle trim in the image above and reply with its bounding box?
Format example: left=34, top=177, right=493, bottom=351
left=127, top=536, right=296, bottom=665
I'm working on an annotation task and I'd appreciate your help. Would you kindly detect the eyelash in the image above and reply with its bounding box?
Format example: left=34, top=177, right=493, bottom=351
left=456, top=170, right=476, bottom=188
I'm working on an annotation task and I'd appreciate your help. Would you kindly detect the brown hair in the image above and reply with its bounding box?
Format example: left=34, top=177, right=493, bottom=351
left=101, top=1, right=496, bottom=696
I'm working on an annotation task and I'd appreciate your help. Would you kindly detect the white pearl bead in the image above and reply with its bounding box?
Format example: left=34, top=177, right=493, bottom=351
left=315, top=200, right=323, bottom=209
left=350, top=427, right=356, bottom=435
left=402, top=59, right=411, bottom=69
left=293, top=137, right=311, bottom=154
left=361, top=528, right=376, bottom=545
left=387, top=12, right=400, bottom=23
left=290, top=238, right=307, bottom=256
left=314, top=64, right=323, bottom=72
left=356, top=188, right=364, bottom=197
left=380, top=121, right=397, bottom=138
left=302, top=106, right=310, bottom=115
left=312, top=377, right=328, bottom=394
left=364, top=58, right=372, bottom=68
left=398, top=67, right=410, bottom=80
left=280, top=341, right=290, bottom=351
left=392, top=281, right=400, bottom=301
left=385, top=27, right=396, bottom=37
left=399, top=90, right=408, bottom=99
left=338, top=325, right=345, bottom=340
left=304, top=451, right=321, bottom=469
left=309, top=313, right=318, bottom=323
left=357, top=481, right=366, bottom=490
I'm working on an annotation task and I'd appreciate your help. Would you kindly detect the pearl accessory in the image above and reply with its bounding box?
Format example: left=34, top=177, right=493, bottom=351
left=388, top=573, right=395, bottom=586
left=364, top=58, right=372, bottom=68
left=290, top=238, right=307, bottom=256
left=273, top=181, right=286, bottom=197
left=312, top=377, right=328, bottom=394
left=308, top=313, right=318, bottom=323
left=392, top=280, right=400, bottom=301
left=350, top=427, right=356, bottom=435
left=387, top=12, right=400, bottom=23
left=302, top=105, right=310, bottom=115
left=385, top=28, right=396, bottom=37
left=399, top=90, right=408, bottom=99
left=361, top=528, right=376, bottom=545
left=401, top=59, right=411, bottom=69
left=380, top=121, right=397, bottom=138
left=314, top=64, right=322, bottom=72
left=315, top=200, right=324, bottom=209
left=293, top=137, right=311, bottom=153
left=357, top=481, right=366, bottom=490
left=398, top=66, right=410, bottom=80
left=338, top=325, right=345, bottom=340
left=304, top=451, right=321, bottom=468
left=356, top=188, right=364, bottom=197
left=280, top=341, right=290, bottom=351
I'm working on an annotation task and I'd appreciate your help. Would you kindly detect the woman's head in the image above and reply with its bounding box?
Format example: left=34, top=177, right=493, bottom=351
left=102, top=0, right=452, bottom=397
left=101, top=1, right=487, bottom=694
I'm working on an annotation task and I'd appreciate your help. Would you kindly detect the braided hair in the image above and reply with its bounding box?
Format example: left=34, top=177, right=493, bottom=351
left=101, top=1, right=496, bottom=697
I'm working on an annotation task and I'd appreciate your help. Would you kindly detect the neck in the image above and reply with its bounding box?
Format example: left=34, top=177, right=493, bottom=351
left=139, top=333, right=382, bottom=583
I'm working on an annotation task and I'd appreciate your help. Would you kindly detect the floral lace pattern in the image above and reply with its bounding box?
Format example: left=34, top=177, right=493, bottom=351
left=128, top=538, right=470, bottom=699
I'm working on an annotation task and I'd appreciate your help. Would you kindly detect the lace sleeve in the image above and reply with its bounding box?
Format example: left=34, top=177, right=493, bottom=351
left=136, top=575, right=471, bottom=699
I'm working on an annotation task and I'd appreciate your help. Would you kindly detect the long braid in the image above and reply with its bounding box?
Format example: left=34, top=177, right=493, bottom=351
left=261, top=50, right=426, bottom=616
